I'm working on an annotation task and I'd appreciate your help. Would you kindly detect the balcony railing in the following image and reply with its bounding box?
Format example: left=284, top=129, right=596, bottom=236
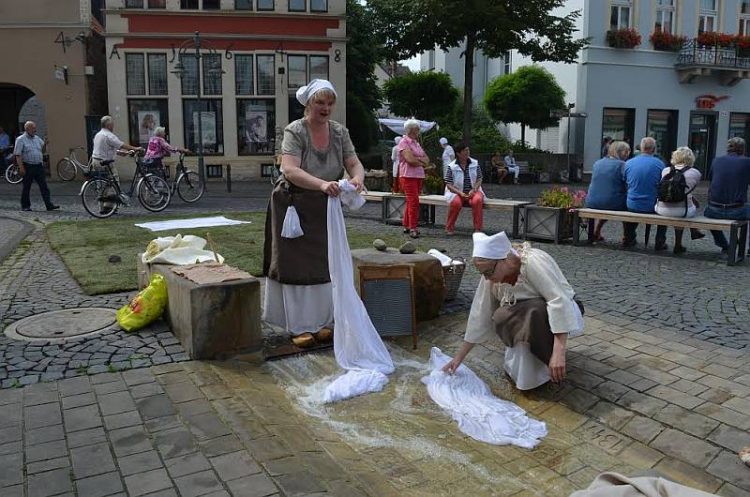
left=676, top=39, right=750, bottom=69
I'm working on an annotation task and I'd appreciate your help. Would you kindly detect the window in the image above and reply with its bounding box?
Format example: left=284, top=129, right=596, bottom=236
left=729, top=113, right=750, bottom=144
left=148, top=0, right=166, bottom=7
left=740, top=1, right=750, bottom=35
left=288, top=55, right=307, bottom=89
left=202, top=54, right=223, bottom=96
left=646, top=110, right=678, bottom=161
left=655, top=0, right=675, bottom=33
left=427, top=50, right=435, bottom=70
left=602, top=108, right=635, bottom=151
left=238, top=99, right=275, bottom=155
left=610, top=1, right=631, bottom=30
left=126, top=54, right=145, bottom=95
left=309, top=55, right=329, bottom=81
left=289, top=0, right=305, bottom=11
left=179, top=55, right=199, bottom=95
left=235, top=55, right=254, bottom=95
left=310, top=0, right=327, bottom=12
left=125, top=0, right=144, bottom=7
left=181, top=0, right=198, bottom=8
left=235, top=0, right=253, bottom=9
left=257, top=55, right=275, bottom=95
left=183, top=100, right=224, bottom=154
left=257, top=0, right=273, bottom=10
left=503, top=51, right=512, bottom=74
left=147, top=54, right=167, bottom=95
left=128, top=99, right=169, bottom=148
left=203, top=0, right=220, bottom=9
left=699, top=0, right=718, bottom=33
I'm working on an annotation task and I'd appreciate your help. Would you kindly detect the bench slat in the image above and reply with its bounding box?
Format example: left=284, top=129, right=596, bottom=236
left=575, top=208, right=745, bottom=229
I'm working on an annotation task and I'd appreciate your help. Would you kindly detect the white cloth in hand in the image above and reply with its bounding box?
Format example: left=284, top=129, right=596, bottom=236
left=337, top=179, right=365, bottom=211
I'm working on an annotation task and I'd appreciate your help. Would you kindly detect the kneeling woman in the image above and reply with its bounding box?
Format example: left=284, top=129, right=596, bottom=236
left=442, top=232, right=584, bottom=389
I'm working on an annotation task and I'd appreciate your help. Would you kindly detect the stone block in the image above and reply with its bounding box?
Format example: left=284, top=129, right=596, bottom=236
left=138, top=258, right=262, bottom=360
left=351, top=248, right=446, bottom=322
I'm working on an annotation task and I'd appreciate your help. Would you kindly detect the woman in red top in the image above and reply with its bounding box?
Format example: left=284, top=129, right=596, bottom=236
left=397, top=119, right=430, bottom=238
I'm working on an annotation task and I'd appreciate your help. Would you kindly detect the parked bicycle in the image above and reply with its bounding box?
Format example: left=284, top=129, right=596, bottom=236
left=149, top=152, right=205, bottom=204
left=3, top=147, right=21, bottom=184
left=80, top=150, right=170, bottom=218
left=56, top=146, right=91, bottom=181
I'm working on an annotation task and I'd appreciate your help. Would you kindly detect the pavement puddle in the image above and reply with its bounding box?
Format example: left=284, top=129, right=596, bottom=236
left=267, top=344, right=547, bottom=496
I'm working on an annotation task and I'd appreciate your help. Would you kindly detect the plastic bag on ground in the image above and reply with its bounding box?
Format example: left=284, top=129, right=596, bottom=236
left=422, top=347, right=547, bottom=448
left=116, top=274, right=168, bottom=332
left=281, top=206, right=304, bottom=238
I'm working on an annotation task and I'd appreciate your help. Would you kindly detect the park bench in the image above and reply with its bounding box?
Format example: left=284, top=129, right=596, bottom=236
left=572, top=208, right=749, bottom=266
left=362, top=191, right=531, bottom=238
left=482, top=160, right=535, bottom=184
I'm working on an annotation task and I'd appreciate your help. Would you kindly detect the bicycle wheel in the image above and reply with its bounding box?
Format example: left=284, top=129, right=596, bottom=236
left=5, top=164, right=22, bottom=184
left=81, top=179, right=118, bottom=218
left=56, top=158, right=76, bottom=181
left=176, top=171, right=205, bottom=203
left=137, top=175, right=171, bottom=212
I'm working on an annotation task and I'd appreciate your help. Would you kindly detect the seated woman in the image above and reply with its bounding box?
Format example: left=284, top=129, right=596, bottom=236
left=654, top=146, right=703, bottom=255
left=584, top=140, right=629, bottom=242
left=144, top=127, right=189, bottom=171
left=442, top=232, right=584, bottom=390
left=444, top=142, right=484, bottom=235
left=491, top=151, right=507, bottom=184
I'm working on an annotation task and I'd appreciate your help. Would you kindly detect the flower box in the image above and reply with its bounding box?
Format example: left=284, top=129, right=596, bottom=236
left=606, top=28, right=642, bottom=49
left=650, top=31, right=687, bottom=52
left=523, top=205, right=575, bottom=244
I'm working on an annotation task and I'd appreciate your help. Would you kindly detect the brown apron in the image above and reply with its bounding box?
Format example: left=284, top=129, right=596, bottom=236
left=263, top=178, right=331, bottom=285
left=493, top=297, right=584, bottom=365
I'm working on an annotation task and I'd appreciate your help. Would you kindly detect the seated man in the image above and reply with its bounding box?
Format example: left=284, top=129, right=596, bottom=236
left=442, top=232, right=584, bottom=390
left=623, top=137, right=664, bottom=249
left=443, top=142, right=484, bottom=235
left=704, top=137, right=750, bottom=254
left=491, top=151, right=507, bottom=184
left=504, top=150, right=520, bottom=184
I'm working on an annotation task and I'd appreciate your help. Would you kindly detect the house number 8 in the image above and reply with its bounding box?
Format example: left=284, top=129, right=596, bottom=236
left=334, top=49, right=341, bottom=62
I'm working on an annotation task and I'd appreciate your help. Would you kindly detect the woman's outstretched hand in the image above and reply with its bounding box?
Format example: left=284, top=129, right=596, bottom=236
left=441, top=356, right=463, bottom=375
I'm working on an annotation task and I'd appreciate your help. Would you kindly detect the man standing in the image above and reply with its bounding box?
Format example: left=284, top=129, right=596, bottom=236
left=623, top=137, right=663, bottom=248
left=439, top=137, right=455, bottom=169
left=15, top=121, right=58, bottom=212
left=704, top=137, right=750, bottom=254
left=504, top=149, right=520, bottom=184
left=92, top=115, right=144, bottom=199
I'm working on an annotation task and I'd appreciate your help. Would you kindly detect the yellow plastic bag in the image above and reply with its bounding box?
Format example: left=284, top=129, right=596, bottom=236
left=116, top=274, right=168, bottom=332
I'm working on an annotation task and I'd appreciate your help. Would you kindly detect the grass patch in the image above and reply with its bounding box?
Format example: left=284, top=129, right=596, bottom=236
left=47, top=212, right=404, bottom=295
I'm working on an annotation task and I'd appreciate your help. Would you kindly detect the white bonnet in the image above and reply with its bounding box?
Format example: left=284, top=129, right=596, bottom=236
left=296, top=79, right=338, bottom=106
left=472, top=232, right=513, bottom=260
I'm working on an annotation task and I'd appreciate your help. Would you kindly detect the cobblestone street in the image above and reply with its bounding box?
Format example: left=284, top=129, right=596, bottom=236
left=0, top=181, right=749, bottom=496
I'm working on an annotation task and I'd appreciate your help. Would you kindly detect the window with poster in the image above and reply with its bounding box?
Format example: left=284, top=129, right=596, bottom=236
left=646, top=109, right=678, bottom=161
left=127, top=99, right=169, bottom=148
left=182, top=100, right=224, bottom=155
left=602, top=108, right=635, bottom=152
left=238, top=99, right=275, bottom=155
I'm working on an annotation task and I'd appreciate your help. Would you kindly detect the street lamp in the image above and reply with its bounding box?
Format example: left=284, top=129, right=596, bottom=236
left=170, top=31, right=225, bottom=185
left=563, top=103, right=587, bottom=183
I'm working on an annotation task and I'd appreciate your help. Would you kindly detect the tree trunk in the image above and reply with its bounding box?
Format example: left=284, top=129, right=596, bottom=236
left=462, top=33, right=476, bottom=146
left=520, top=123, right=526, bottom=146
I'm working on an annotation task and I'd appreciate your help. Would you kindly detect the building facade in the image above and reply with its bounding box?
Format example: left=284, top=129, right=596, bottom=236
left=103, top=0, right=346, bottom=180
left=578, top=0, right=750, bottom=176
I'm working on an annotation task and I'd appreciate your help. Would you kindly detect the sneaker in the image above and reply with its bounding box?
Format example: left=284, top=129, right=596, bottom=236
left=46, top=204, right=60, bottom=211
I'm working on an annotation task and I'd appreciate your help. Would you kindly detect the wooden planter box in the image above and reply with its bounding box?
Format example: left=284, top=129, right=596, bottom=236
left=523, top=205, right=574, bottom=244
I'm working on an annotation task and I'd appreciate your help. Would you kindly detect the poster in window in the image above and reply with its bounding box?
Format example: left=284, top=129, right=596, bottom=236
left=193, top=111, right=216, bottom=151
left=138, top=111, right=160, bottom=146
left=245, top=110, right=268, bottom=149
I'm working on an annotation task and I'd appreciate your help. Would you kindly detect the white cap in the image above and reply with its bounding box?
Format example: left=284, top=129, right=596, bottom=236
left=439, top=137, right=448, bottom=145
left=296, top=79, right=337, bottom=106
left=472, top=232, right=512, bottom=260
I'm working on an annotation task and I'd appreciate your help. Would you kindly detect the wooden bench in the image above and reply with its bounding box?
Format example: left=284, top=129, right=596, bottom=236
left=572, top=208, right=749, bottom=266
left=362, top=191, right=531, bottom=238
left=482, top=160, right=535, bottom=184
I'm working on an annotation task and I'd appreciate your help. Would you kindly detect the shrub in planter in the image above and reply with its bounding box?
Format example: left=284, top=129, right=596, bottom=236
left=524, top=186, right=587, bottom=243
left=650, top=31, right=687, bottom=51
left=606, top=28, right=642, bottom=49
left=697, top=31, right=734, bottom=48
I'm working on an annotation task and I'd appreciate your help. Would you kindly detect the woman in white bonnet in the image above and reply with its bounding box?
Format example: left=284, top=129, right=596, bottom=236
left=442, top=232, right=584, bottom=390
left=262, top=79, right=365, bottom=348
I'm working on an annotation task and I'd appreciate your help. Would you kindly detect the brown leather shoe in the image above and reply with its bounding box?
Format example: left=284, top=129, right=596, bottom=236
left=314, top=327, right=334, bottom=343
left=291, top=332, right=315, bottom=348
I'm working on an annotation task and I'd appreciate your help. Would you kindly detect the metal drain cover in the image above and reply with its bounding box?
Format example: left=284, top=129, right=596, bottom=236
left=5, top=308, right=118, bottom=342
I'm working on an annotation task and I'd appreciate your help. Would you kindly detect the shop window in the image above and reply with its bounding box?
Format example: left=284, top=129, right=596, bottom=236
left=147, top=54, right=167, bottom=95
left=179, top=55, right=199, bottom=96
left=257, top=55, right=275, bottom=95
left=127, top=99, right=169, bottom=148
left=183, top=100, right=224, bottom=155
left=646, top=109, right=678, bottom=161
left=309, top=55, right=329, bottom=81
left=238, top=99, right=275, bottom=155
left=126, top=54, right=146, bottom=96
left=235, top=55, right=254, bottom=95
left=602, top=107, right=635, bottom=152
left=288, top=55, right=307, bottom=90
left=202, top=54, right=223, bottom=96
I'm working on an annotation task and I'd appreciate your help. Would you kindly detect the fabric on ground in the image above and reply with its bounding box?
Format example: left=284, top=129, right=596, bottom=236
left=422, top=347, right=547, bottom=448
left=427, top=248, right=464, bottom=266
left=134, top=216, right=251, bottom=232
left=323, top=180, right=394, bottom=403
left=569, top=471, right=719, bottom=497
left=141, top=234, right=225, bottom=265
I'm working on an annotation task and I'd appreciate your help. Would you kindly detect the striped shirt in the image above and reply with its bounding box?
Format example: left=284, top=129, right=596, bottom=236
left=444, top=162, right=483, bottom=193
left=14, top=133, right=44, bottom=164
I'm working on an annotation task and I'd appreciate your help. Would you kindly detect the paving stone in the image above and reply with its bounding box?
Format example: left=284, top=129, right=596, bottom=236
left=164, top=452, right=212, bottom=479
left=27, top=467, right=73, bottom=497
left=93, top=379, right=127, bottom=395
left=155, top=428, right=198, bottom=459
left=26, top=439, right=68, bottom=463
left=226, top=473, right=279, bottom=497
left=164, top=382, right=204, bottom=404
left=585, top=401, right=635, bottom=431
left=97, top=391, right=136, bottom=416
left=104, top=410, right=142, bottom=431
left=26, top=456, right=70, bottom=475
left=25, top=402, right=62, bottom=429
left=71, top=442, right=116, bottom=479
left=0, top=453, right=23, bottom=487
left=199, top=434, right=244, bottom=457
left=185, top=412, right=233, bottom=441
left=67, top=427, right=107, bottom=449
left=61, top=392, right=96, bottom=409
left=110, top=425, right=153, bottom=457
left=175, top=399, right=213, bottom=418
left=137, top=394, right=176, bottom=420
left=646, top=385, right=705, bottom=410
left=653, top=404, right=720, bottom=438
left=650, top=429, right=722, bottom=468
left=63, top=404, right=101, bottom=432
left=24, top=424, right=63, bottom=446
left=130, top=382, right=165, bottom=399
left=707, top=424, right=750, bottom=453
left=706, top=451, right=750, bottom=491
left=117, top=450, right=164, bottom=476
left=124, top=468, right=173, bottom=497
left=174, top=469, right=224, bottom=497
left=210, top=450, right=262, bottom=481
left=75, top=471, right=125, bottom=497
left=616, top=390, right=668, bottom=417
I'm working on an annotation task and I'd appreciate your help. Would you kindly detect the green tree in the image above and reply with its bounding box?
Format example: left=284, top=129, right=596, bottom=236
left=368, top=0, right=587, bottom=145
left=484, top=65, right=565, bottom=145
left=346, top=0, right=382, bottom=152
left=382, top=71, right=459, bottom=121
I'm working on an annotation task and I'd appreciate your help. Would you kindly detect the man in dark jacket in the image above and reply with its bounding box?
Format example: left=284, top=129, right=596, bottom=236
left=704, top=137, right=750, bottom=253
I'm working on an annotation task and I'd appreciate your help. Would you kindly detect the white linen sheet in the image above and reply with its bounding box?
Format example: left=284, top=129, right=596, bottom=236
left=134, top=216, right=250, bottom=232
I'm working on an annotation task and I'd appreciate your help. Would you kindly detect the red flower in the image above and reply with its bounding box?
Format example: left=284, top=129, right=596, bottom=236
left=607, top=28, right=642, bottom=49
left=649, top=31, right=687, bottom=51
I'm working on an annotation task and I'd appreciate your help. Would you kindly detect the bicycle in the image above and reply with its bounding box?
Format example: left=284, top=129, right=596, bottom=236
left=3, top=148, right=21, bottom=184
left=149, top=152, right=205, bottom=203
left=80, top=151, right=170, bottom=218
left=56, top=146, right=90, bottom=181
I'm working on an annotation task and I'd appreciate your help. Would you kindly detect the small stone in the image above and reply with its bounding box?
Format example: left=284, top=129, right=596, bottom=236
left=740, top=446, right=750, bottom=467
left=108, top=255, right=122, bottom=263
left=399, top=241, right=416, bottom=254
left=372, top=239, right=387, bottom=251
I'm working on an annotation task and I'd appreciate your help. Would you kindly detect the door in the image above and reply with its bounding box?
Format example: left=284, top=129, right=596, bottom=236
left=688, top=112, right=717, bottom=177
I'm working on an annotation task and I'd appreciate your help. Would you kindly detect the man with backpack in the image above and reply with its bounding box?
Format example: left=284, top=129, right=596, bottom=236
left=623, top=137, right=664, bottom=249
left=704, top=137, right=750, bottom=255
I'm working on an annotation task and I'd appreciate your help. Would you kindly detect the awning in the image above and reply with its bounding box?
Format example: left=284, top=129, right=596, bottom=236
left=378, top=118, right=438, bottom=136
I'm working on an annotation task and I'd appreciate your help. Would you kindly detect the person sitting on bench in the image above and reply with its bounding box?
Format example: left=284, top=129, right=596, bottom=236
left=504, top=150, right=520, bottom=184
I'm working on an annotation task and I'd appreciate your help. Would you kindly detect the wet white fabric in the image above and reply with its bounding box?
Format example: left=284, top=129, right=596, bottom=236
left=141, top=235, right=225, bottom=265
left=134, top=216, right=250, bottom=232
left=323, top=180, right=394, bottom=403
left=422, top=347, right=547, bottom=448
left=337, top=180, right=366, bottom=211
left=427, top=249, right=464, bottom=267
left=281, top=206, right=304, bottom=239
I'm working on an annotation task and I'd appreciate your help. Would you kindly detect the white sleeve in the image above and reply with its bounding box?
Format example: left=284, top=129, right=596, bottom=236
left=464, top=278, right=499, bottom=344
left=523, top=251, right=584, bottom=335
left=107, top=133, right=124, bottom=150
